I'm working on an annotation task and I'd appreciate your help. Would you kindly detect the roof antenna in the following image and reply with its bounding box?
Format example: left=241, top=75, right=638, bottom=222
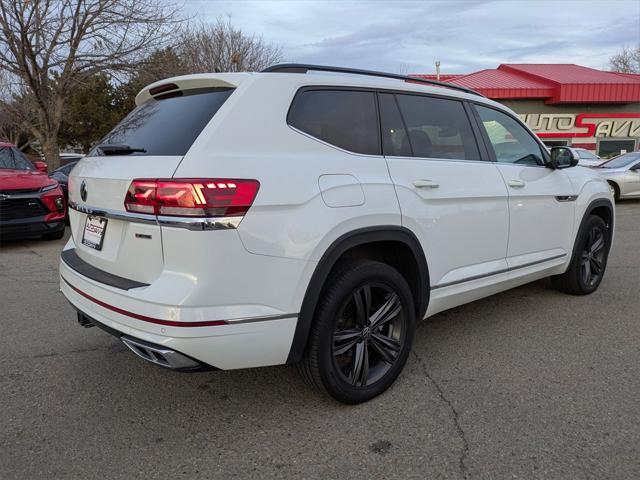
left=435, top=61, right=441, bottom=81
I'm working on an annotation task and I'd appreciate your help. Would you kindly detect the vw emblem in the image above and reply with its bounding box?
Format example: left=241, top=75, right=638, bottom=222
left=0, top=193, right=9, bottom=201
left=362, top=326, right=371, bottom=339
left=80, top=180, right=88, bottom=202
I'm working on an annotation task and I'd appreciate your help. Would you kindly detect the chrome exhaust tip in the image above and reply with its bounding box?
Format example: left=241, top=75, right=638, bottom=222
left=121, top=336, right=201, bottom=370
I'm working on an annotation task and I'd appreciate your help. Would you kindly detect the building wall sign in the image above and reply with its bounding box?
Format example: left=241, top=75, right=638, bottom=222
left=519, top=113, right=640, bottom=138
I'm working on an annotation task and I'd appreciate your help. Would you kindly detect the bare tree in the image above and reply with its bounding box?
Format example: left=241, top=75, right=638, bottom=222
left=180, top=17, right=283, bottom=73
left=0, top=71, right=38, bottom=149
left=0, top=107, right=29, bottom=148
left=0, top=0, right=182, bottom=168
left=609, top=45, right=640, bottom=74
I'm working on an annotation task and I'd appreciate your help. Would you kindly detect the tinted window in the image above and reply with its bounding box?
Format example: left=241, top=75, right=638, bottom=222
left=379, top=93, right=412, bottom=157
left=288, top=90, right=380, bottom=155
left=62, top=163, right=76, bottom=175
left=0, top=146, right=34, bottom=170
left=94, top=88, right=234, bottom=156
left=476, top=105, right=545, bottom=166
left=394, top=94, right=480, bottom=160
left=601, top=152, right=640, bottom=169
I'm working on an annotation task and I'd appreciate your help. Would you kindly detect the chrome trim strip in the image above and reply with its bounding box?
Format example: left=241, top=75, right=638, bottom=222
left=69, top=201, right=156, bottom=224
left=555, top=195, right=578, bottom=202
left=69, top=201, right=240, bottom=230
left=432, top=254, right=567, bottom=290
left=0, top=190, right=44, bottom=199
left=156, top=215, right=242, bottom=230
left=40, top=184, right=59, bottom=193
left=0, top=185, right=64, bottom=199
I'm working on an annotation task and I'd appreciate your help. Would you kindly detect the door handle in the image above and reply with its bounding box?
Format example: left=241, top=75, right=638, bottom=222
left=508, top=179, right=525, bottom=188
left=413, top=179, right=439, bottom=189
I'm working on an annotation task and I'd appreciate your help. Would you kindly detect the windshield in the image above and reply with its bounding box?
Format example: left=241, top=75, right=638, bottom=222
left=0, top=146, right=35, bottom=171
left=601, top=152, right=640, bottom=169
left=92, top=87, right=234, bottom=157
left=578, top=150, right=597, bottom=160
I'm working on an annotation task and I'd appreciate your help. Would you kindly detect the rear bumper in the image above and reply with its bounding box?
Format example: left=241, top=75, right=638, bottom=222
left=0, top=216, right=65, bottom=238
left=76, top=310, right=214, bottom=371
left=59, top=236, right=309, bottom=369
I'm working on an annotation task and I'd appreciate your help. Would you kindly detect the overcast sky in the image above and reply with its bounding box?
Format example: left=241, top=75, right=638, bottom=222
left=184, top=0, right=640, bottom=74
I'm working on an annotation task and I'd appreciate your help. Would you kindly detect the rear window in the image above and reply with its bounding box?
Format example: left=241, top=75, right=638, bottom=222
left=93, top=88, right=234, bottom=156
left=0, top=146, right=34, bottom=170
left=288, top=89, right=380, bottom=155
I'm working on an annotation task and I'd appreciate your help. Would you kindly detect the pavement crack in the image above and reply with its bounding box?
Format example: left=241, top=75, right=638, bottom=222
left=412, top=349, right=470, bottom=479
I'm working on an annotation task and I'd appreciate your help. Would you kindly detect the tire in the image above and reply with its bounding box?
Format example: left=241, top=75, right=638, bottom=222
left=298, top=260, right=416, bottom=404
left=608, top=182, right=620, bottom=202
left=42, top=227, right=65, bottom=240
left=552, top=215, right=610, bottom=295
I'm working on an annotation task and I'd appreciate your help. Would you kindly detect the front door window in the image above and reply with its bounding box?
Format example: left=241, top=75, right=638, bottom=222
left=476, top=105, right=546, bottom=167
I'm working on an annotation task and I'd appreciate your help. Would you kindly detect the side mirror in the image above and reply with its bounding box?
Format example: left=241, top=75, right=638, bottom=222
left=33, top=160, right=48, bottom=173
left=548, top=147, right=579, bottom=169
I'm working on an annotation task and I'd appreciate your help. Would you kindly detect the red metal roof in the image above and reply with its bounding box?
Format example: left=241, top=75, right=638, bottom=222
left=412, top=74, right=465, bottom=82
left=613, top=72, right=640, bottom=80
left=412, top=64, right=640, bottom=104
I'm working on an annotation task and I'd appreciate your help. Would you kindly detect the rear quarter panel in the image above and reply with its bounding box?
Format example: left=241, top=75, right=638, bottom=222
left=174, top=74, right=402, bottom=262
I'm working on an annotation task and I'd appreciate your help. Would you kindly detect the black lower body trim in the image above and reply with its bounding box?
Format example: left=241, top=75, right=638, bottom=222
left=61, top=248, right=149, bottom=290
left=431, top=253, right=567, bottom=289
left=0, top=217, right=64, bottom=239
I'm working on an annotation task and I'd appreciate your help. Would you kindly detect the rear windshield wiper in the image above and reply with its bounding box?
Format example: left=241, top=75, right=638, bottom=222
left=97, top=144, right=147, bottom=155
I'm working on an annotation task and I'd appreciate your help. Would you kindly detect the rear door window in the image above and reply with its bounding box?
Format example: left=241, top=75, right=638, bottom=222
left=394, top=94, right=480, bottom=160
left=94, top=88, right=234, bottom=156
left=288, top=89, right=380, bottom=155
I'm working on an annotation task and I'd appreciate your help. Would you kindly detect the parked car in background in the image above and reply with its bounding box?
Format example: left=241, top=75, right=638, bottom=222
left=59, top=153, right=85, bottom=166
left=50, top=161, right=79, bottom=223
left=573, top=148, right=603, bottom=167
left=59, top=65, right=614, bottom=403
left=50, top=160, right=79, bottom=201
left=0, top=142, right=66, bottom=240
left=594, top=151, right=640, bottom=200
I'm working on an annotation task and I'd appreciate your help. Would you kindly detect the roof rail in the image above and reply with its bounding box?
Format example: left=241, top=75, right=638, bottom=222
left=261, top=63, right=484, bottom=97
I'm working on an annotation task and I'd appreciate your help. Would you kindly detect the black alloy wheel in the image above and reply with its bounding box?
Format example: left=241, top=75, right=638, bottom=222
left=332, top=283, right=406, bottom=387
left=580, top=224, right=606, bottom=288
left=551, top=215, right=610, bottom=295
left=299, top=260, right=416, bottom=404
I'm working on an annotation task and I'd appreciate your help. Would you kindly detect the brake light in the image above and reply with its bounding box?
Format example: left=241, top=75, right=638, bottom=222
left=124, top=179, right=260, bottom=217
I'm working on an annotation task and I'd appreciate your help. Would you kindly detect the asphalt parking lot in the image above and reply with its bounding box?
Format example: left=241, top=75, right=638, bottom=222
left=1, top=201, right=639, bottom=480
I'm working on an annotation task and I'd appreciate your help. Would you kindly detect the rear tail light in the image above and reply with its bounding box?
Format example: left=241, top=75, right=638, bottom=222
left=124, top=179, right=260, bottom=218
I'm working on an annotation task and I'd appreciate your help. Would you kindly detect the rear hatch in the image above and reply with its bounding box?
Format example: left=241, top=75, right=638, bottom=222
left=68, top=82, right=236, bottom=284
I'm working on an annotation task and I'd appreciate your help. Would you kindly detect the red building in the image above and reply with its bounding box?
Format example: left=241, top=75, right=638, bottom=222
left=413, top=64, right=640, bottom=158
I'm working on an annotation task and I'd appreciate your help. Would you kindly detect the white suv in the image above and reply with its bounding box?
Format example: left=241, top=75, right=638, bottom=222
left=60, top=64, right=614, bottom=403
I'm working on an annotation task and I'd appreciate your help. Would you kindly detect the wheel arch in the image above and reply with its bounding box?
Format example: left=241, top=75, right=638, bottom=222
left=286, top=226, right=429, bottom=364
left=606, top=180, right=620, bottom=200
left=572, top=198, right=614, bottom=259
left=584, top=198, right=614, bottom=236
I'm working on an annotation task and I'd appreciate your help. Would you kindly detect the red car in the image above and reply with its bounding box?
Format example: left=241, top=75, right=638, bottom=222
left=0, top=142, right=66, bottom=241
